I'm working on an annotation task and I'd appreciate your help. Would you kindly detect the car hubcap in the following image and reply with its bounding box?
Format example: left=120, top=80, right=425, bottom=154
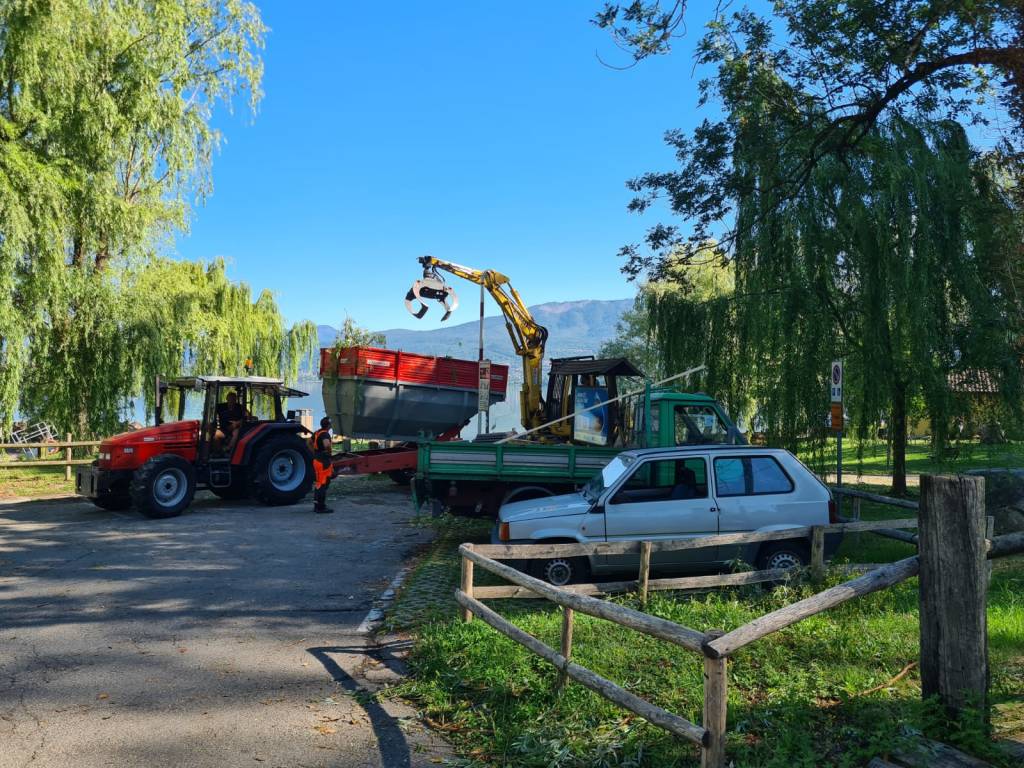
left=154, top=468, right=187, bottom=507
left=768, top=551, right=802, bottom=570
left=544, top=559, right=573, bottom=586
left=269, top=449, right=304, bottom=491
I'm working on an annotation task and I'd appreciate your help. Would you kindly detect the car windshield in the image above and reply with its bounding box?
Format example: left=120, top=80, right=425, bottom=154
left=582, top=455, right=635, bottom=502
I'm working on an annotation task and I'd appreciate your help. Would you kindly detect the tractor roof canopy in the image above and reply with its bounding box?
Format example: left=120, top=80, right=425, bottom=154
left=161, top=376, right=308, bottom=398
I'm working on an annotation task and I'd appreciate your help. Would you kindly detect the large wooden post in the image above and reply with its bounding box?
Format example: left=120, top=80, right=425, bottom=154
left=701, top=629, right=727, bottom=768
left=64, top=433, right=72, bottom=482
left=917, top=474, right=988, bottom=719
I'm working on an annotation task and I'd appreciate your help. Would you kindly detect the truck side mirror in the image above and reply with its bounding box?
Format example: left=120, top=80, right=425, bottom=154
left=286, top=410, right=296, bottom=421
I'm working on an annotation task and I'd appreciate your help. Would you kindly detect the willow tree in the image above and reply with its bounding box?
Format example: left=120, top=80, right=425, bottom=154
left=603, top=7, right=1023, bottom=493
left=0, top=1, right=316, bottom=436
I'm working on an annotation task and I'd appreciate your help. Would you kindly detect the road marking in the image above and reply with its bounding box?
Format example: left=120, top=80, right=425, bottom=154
left=356, top=566, right=412, bottom=635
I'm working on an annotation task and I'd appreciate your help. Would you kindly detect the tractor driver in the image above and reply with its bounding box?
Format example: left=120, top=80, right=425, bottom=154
left=215, top=391, right=247, bottom=454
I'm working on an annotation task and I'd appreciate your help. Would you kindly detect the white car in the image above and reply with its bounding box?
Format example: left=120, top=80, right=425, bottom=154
left=494, top=445, right=840, bottom=586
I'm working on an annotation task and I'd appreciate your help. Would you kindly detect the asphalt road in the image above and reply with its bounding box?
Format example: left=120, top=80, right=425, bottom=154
left=0, top=481, right=450, bottom=768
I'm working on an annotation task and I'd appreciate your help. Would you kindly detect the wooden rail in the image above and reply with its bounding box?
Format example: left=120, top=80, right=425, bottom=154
left=0, top=436, right=101, bottom=480
left=456, top=479, right=1019, bottom=766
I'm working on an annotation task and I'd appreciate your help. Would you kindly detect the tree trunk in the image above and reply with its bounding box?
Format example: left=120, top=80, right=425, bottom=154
left=891, top=379, right=907, bottom=496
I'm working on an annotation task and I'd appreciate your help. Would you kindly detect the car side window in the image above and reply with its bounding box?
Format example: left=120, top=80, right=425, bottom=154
left=714, top=455, right=795, bottom=496
left=612, top=458, right=708, bottom=505
left=750, top=457, right=793, bottom=493
left=714, top=457, right=746, bottom=496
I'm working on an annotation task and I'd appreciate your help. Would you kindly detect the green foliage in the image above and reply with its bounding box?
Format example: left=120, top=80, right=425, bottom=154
left=332, top=317, right=386, bottom=351
left=389, top=534, right=1024, bottom=767
left=600, top=3, right=1024, bottom=490
left=0, top=1, right=315, bottom=437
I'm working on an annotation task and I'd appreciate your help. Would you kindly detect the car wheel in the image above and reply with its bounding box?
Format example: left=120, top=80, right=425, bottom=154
left=248, top=435, right=314, bottom=506
left=386, top=469, right=415, bottom=485
left=130, top=455, right=196, bottom=519
left=531, top=556, right=590, bottom=587
left=757, top=541, right=810, bottom=571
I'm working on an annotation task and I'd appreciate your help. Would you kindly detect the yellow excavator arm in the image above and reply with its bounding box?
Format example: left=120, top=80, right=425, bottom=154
left=407, top=255, right=548, bottom=430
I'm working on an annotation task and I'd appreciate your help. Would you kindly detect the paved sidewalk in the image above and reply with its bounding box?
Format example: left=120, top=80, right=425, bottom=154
left=0, top=482, right=451, bottom=767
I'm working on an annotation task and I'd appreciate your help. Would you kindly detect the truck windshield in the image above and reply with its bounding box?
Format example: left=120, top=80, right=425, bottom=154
left=582, top=455, right=635, bottom=502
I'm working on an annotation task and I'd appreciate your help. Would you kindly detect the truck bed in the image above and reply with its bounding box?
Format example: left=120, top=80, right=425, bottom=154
left=417, top=440, right=620, bottom=483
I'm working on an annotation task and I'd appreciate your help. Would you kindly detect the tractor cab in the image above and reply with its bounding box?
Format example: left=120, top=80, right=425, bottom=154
left=77, top=376, right=314, bottom=519
left=155, top=376, right=307, bottom=460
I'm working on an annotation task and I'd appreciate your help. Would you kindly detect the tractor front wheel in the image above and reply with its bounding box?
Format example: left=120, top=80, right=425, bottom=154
left=130, top=455, right=196, bottom=519
left=248, top=435, right=313, bottom=506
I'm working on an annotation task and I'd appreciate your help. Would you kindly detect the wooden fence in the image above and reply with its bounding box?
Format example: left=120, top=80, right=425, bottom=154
left=0, top=436, right=101, bottom=480
left=456, top=476, right=1024, bottom=768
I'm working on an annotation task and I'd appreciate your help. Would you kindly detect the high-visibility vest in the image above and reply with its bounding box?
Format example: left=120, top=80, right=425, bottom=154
left=312, top=428, right=330, bottom=455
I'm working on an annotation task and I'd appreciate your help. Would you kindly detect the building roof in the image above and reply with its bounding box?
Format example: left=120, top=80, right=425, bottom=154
left=948, top=369, right=999, bottom=394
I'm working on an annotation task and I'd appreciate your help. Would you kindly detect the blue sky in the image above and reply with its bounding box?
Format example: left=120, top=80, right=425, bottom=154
left=177, top=1, right=727, bottom=330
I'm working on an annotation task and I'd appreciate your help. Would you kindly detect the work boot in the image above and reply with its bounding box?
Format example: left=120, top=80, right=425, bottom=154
left=316, top=506, right=334, bottom=514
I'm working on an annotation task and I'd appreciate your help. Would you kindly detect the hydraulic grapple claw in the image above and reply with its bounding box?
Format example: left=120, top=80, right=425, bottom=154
left=404, top=274, right=459, bottom=321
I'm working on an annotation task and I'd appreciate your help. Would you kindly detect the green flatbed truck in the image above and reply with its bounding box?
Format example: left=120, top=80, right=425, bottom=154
left=412, top=388, right=743, bottom=516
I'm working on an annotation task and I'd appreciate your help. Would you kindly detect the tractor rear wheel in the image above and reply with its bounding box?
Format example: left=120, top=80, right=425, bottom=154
left=131, top=455, right=196, bottom=519
left=248, top=435, right=313, bottom=506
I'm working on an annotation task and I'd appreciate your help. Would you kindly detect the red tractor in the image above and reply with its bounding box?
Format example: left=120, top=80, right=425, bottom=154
left=76, top=376, right=314, bottom=518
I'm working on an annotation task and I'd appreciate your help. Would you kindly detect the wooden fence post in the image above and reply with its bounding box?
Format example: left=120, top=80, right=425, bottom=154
left=556, top=607, right=574, bottom=691
left=918, top=474, right=988, bottom=720
left=810, top=526, right=826, bottom=583
left=460, top=545, right=474, bottom=623
left=702, top=629, right=727, bottom=768
left=64, top=433, right=72, bottom=482
left=638, top=541, right=652, bottom=606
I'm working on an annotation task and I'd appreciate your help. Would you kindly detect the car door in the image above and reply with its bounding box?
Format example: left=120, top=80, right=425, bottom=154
left=601, top=455, right=719, bottom=572
left=711, top=454, right=798, bottom=563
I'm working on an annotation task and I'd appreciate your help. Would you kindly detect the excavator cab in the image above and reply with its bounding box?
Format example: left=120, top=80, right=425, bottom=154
left=544, top=357, right=645, bottom=445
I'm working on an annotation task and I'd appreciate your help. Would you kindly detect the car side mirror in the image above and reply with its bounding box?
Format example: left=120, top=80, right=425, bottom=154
left=589, top=504, right=604, bottom=515
left=286, top=409, right=296, bottom=421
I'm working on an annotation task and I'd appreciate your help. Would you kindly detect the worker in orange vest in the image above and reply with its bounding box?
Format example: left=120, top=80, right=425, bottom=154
left=311, top=416, right=334, bottom=514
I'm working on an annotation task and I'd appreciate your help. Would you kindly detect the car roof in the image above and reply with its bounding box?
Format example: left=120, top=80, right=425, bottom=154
left=618, top=444, right=791, bottom=459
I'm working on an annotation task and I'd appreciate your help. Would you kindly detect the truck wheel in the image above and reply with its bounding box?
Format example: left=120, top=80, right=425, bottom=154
left=248, top=435, right=313, bottom=506
left=531, top=556, right=589, bottom=587
left=387, top=469, right=414, bottom=485
left=130, top=455, right=196, bottom=519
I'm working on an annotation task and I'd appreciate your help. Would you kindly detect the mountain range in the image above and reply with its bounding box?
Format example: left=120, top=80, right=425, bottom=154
left=314, top=298, right=634, bottom=370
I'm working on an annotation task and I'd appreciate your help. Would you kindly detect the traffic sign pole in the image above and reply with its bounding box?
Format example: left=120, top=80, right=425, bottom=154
left=830, top=361, right=844, bottom=487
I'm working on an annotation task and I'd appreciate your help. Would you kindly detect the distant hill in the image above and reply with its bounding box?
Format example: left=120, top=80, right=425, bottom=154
left=299, top=298, right=634, bottom=435
left=314, top=298, right=634, bottom=369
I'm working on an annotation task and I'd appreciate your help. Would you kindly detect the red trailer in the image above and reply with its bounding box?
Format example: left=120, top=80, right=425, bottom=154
left=318, top=346, right=509, bottom=481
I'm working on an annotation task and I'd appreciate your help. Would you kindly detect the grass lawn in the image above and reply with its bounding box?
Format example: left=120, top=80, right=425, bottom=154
left=384, top=501, right=1024, bottom=767
left=799, top=438, right=1024, bottom=478
left=0, top=465, right=76, bottom=499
